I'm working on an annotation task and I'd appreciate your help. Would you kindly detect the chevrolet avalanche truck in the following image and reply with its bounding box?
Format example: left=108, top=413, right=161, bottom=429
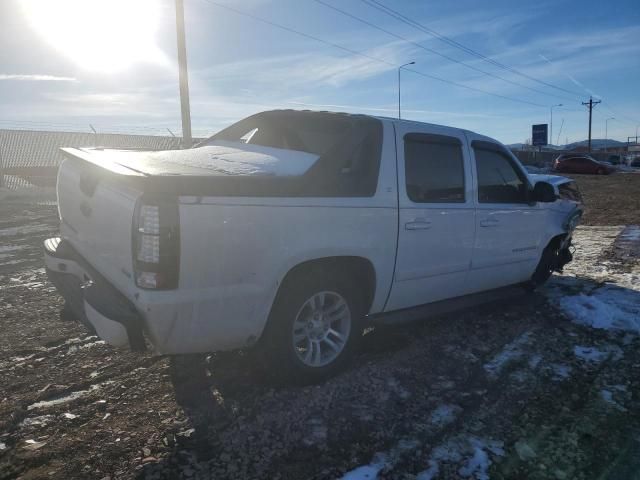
left=44, top=110, right=582, bottom=381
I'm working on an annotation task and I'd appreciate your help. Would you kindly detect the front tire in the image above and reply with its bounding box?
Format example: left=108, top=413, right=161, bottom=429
left=263, top=271, right=365, bottom=384
left=527, top=242, right=561, bottom=290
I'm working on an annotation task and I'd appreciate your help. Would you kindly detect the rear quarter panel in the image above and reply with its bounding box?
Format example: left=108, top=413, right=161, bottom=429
left=151, top=120, right=399, bottom=354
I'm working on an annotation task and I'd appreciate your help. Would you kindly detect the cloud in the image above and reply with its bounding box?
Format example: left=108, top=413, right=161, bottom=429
left=0, top=74, right=77, bottom=82
left=193, top=39, right=411, bottom=91
left=444, top=24, right=640, bottom=102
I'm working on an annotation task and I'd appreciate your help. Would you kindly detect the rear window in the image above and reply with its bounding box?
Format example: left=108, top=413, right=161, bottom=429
left=206, top=111, right=358, bottom=156
left=404, top=133, right=465, bottom=203
left=197, top=110, right=384, bottom=197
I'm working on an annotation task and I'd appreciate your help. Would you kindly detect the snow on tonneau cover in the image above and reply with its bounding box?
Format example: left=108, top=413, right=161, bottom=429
left=56, top=141, right=321, bottom=297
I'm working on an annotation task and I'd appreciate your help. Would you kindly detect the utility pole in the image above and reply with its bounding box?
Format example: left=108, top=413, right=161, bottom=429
left=581, top=96, right=601, bottom=153
left=175, top=0, right=192, bottom=149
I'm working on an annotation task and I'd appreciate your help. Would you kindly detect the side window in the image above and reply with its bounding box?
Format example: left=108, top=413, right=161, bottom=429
left=404, top=133, right=465, bottom=203
left=474, top=146, right=528, bottom=203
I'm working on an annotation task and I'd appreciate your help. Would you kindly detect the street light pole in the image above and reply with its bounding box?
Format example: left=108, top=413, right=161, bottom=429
left=550, top=104, right=562, bottom=146
left=398, top=61, right=415, bottom=120
left=605, top=117, right=614, bottom=152
left=175, top=0, right=192, bottom=149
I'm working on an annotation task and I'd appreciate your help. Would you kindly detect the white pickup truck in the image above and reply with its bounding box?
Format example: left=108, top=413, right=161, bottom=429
left=44, top=110, right=582, bottom=381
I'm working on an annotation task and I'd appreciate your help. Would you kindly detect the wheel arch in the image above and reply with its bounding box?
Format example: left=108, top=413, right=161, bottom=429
left=258, top=255, right=377, bottom=342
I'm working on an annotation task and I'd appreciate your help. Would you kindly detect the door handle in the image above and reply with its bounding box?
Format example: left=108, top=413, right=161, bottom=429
left=480, top=218, right=499, bottom=227
left=405, top=220, right=432, bottom=230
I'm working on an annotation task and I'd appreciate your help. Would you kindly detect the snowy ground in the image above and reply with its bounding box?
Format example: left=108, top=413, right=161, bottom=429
left=1, top=203, right=639, bottom=480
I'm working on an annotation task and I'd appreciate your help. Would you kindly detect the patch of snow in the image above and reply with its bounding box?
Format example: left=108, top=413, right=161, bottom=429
left=0, top=441, right=5, bottom=451
left=27, top=382, right=111, bottom=410
left=559, top=286, right=640, bottom=333
left=548, top=363, right=572, bottom=381
left=483, top=332, right=532, bottom=378
left=430, top=404, right=461, bottom=427
left=544, top=226, right=640, bottom=335
left=600, top=389, right=627, bottom=412
left=341, top=439, right=419, bottom=480
left=416, top=460, right=439, bottom=480
left=418, top=436, right=504, bottom=480
left=20, top=415, right=55, bottom=427
left=528, top=354, right=543, bottom=369
left=341, top=453, right=387, bottom=480
left=573, top=345, right=623, bottom=364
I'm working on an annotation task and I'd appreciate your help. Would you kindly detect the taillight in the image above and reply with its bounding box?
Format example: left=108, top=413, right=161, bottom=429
left=133, top=195, right=179, bottom=289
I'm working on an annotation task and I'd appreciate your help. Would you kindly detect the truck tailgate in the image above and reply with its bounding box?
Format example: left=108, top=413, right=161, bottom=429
left=57, top=156, right=141, bottom=297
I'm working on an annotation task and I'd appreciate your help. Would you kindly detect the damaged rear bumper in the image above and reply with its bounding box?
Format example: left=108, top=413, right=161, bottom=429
left=43, top=237, right=146, bottom=351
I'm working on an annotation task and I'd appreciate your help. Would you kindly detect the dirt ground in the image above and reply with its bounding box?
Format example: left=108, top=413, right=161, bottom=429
left=565, top=171, right=640, bottom=226
left=1, top=174, right=640, bottom=480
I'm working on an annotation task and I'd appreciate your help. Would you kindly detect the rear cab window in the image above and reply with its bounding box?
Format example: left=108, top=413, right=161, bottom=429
left=403, top=133, right=465, bottom=203
left=197, top=110, right=383, bottom=197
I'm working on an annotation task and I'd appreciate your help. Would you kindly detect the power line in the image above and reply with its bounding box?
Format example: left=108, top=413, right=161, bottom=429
left=360, top=0, right=585, bottom=100
left=199, top=0, right=546, bottom=108
left=601, top=101, right=640, bottom=126
left=313, top=0, right=577, bottom=104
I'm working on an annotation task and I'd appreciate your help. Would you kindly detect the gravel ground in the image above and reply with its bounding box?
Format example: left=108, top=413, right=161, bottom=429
left=1, top=200, right=639, bottom=480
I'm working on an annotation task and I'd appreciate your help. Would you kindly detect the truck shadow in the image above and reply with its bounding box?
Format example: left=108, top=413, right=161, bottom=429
left=137, top=275, right=640, bottom=478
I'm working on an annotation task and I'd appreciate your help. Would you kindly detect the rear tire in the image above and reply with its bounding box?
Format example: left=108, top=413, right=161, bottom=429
left=262, top=271, right=365, bottom=384
left=596, top=168, right=605, bottom=175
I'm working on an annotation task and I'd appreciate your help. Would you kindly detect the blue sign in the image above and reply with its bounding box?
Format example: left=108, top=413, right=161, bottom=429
left=532, top=124, right=548, bottom=146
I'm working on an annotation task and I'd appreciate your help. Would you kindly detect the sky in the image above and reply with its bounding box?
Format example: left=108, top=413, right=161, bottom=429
left=0, top=0, right=639, bottom=144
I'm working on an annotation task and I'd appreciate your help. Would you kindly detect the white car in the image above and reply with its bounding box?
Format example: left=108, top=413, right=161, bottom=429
left=44, top=110, right=582, bottom=381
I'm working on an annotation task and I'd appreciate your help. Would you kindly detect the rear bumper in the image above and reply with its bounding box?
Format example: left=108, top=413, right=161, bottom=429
left=44, top=237, right=146, bottom=351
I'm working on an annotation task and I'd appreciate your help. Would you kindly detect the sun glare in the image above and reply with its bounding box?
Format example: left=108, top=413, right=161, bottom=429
left=21, top=0, right=167, bottom=72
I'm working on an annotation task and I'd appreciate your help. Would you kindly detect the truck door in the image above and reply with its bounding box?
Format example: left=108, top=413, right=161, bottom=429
left=385, top=125, right=475, bottom=312
left=466, top=138, right=546, bottom=291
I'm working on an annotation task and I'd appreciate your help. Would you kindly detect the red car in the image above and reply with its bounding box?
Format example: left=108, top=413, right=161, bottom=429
left=553, top=154, right=615, bottom=175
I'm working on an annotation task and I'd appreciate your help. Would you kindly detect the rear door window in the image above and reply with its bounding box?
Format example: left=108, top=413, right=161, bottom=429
left=404, top=133, right=465, bottom=203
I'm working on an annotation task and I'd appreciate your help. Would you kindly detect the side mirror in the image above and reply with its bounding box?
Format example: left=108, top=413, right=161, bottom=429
left=532, top=181, right=556, bottom=203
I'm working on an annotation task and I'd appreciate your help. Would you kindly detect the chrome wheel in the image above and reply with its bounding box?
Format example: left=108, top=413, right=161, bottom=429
left=292, top=291, right=351, bottom=367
